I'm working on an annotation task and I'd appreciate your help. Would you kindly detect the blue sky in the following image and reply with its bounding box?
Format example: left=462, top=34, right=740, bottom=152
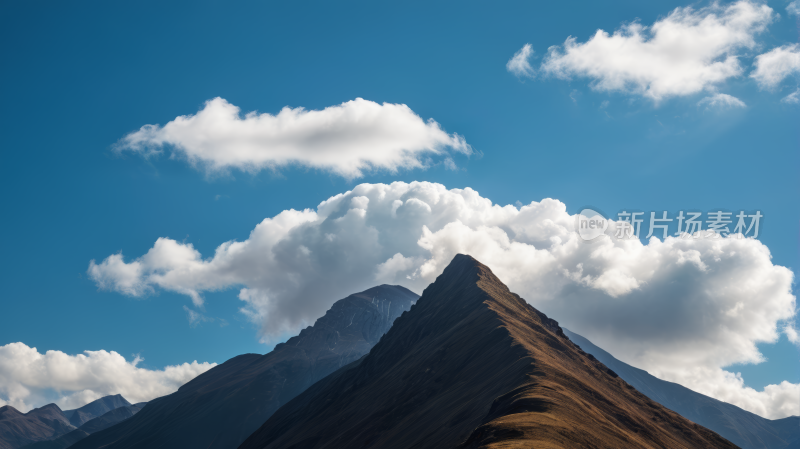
left=0, top=0, right=797, bottom=417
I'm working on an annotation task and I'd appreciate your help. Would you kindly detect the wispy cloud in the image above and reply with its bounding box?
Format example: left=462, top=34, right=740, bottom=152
left=751, top=44, right=800, bottom=90
left=787, top=1, right=800, bottom=16
left=506, top=43, right=535, bottom=78
left=781, top=88, right=800, bottom=104
left=183, top=305, right=214, bottom=327
left=697, top=93, right=746, bottom=109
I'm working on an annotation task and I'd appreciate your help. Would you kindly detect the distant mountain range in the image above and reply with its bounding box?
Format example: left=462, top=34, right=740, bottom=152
left=240, top=254, right=738, bottom=449
left=62, top=396, right=132, bottom=429
left=0, top=404, right=73, bottom=449
left=69, top=285, right=418, bottom=449
left=0, top=395, right=142, bottom=449
left=563, top=329, right=800, bottom=449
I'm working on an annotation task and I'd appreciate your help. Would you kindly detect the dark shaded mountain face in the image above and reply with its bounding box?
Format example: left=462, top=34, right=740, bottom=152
left=563, top=329, right=800, bottom=449
left=785, top=437, right=800, bottom=449
left=70, top=285, right=418, bottom=449
left=63, top=395, right=131, bottom=428
left=0, top=404, right=74, bottom=449
left=0, top=395, right=136, bottom=449
left=241, top=254, right=739, bottom=449
left=21, top=403, right=146, bottom=449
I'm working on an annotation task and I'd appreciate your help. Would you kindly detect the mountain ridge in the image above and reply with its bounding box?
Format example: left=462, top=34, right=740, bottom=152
left=0, top=404, right=74, bottom=449
left=63, top=395, right=132, bottom=428
left=563, top=328, right=799, bottom=449
left=240, top=254, right=739, bottom=449
left=20, top=403, right=146, bottom=449
left=0, top=395, right=136, bottom=449
left=70, top=284, right=418, bottom=449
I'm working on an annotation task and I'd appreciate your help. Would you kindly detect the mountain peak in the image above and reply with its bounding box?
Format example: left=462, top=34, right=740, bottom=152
left=30, top=403, right=64, bottom=414
left=0, top=405, right=22, bottom=419
left=445, top=252, right=485, bottom=273
left=437, top=253, right=494, bottom=288
left=242, top=255, right=737, bottom=449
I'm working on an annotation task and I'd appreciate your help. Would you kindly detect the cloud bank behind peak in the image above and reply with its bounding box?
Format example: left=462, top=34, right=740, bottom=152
left=88, top=181, right=797, bottom=419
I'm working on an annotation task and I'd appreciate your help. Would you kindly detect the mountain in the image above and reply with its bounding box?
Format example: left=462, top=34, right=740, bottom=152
left=563, top=329, right=800, bottom=449
left=70, top=285, right=418, bottom=449
left=77, top=403, right=146, bottom=436
left=0, top=404, right=74, bottom=449
left=62, top=395, right=132, bottom=428
left=240, top=254, right=738, bottom=449
left=20, top=403, right=146, bottom=449
left=0, top=395, right=136, bottom=449
left=785, top=438, right=800, bottom=449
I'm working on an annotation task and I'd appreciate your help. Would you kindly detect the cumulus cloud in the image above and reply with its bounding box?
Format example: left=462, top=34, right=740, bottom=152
left=507, top=43, right=535, bottom=78
left=697, top=93, right=747, bottom=109
left=88, top=181, right=797, bottom=418
left=751, top=44, right=800, bottom=89
left=115, top=98, right=472, bottom=179
left=0, top=343, right=214, bottom=412
left=540, top=1, right=773, bottom=101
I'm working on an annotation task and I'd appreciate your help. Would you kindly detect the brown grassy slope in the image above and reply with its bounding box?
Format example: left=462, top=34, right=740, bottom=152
left=239, top=254, right=738, bottom=449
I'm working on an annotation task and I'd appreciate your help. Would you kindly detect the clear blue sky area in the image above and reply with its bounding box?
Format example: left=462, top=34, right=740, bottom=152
left=0, top=0, right=797, bottom=393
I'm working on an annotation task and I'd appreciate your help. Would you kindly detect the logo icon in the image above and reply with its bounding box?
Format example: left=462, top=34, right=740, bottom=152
left=576, top=208, right=609, bottom=241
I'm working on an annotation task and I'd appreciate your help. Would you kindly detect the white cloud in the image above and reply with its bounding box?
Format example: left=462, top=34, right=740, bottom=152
left=183, top=306, right=213, bottom=327
left=751, top=44, right=800, bottom=89
left=88, top=181, right=797, bottom=419
left=0, top=343, right=214, bottom=412
left=788, top=1, right=800, bottom=16
left=115, top=98, right=472, bottom=180
left=87, top=253, right=150, bottom=297
left=782, top=88, right=800, bottom=104
left=697, top=93, right=747, bottom=109
left=785, top=324, right=800, bottom=344
left=507, top=43, right=535, bottom=78
left=678, top=368, right=800, bottom=420
left=540, top=1, right=773, bottom=101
